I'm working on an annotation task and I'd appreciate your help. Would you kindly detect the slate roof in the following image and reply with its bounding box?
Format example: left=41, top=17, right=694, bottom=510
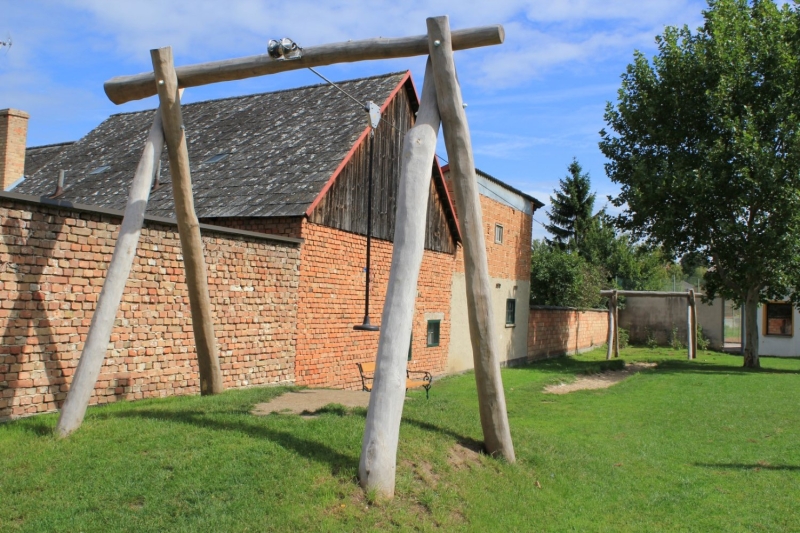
left=18, top=72, right=408, bottom=218
left=24, top=142, right=74, bottom=178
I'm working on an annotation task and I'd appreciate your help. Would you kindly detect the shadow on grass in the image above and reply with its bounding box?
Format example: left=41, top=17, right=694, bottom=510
left=517, top=356, right=800, bottom=377
left=512, top=358, right=627, bottom=375
left=654, top=360, right=800, bottom=376
left=694, top=462, right=800, bottom=471
left=305, top=405, right=483, bottom=453
left=109, top=408, right=358, bottom=475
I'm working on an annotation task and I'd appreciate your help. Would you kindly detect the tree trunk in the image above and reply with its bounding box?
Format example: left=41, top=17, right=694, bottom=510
left=358, top=58, right=440, bottom=499
left=743, top=289, right=760, bottom=368
left=55, top=110, right=165, bottom=437
left=427, top=15, right=515, bottom=463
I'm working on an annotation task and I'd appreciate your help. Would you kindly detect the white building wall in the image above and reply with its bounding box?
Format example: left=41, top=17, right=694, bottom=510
left=756, top=304, right=800, bottom=357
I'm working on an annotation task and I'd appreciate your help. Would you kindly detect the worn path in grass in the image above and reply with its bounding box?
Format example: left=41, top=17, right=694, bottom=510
left=2, top=347, right=800, bottom=532
left=252, top=389, right=371, bottom=416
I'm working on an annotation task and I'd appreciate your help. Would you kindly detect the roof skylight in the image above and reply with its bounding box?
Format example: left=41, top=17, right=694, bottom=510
left=88, top=165, right=111, bottom=174
left=203, top=153, right=229, bottom=164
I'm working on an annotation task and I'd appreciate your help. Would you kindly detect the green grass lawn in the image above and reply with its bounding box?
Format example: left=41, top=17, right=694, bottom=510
left=3, top=347, right=800, bottom=532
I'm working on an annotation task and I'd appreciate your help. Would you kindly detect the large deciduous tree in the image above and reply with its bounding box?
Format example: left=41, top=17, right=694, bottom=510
left=600, top=0, right=800, bottom=368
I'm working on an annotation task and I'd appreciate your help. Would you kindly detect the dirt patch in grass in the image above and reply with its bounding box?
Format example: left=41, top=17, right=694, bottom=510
left=447, top=442, right=483, bottom=470
left=543, top=362, right=657, bottom=395
left=251, top=389, right=371, bottom=417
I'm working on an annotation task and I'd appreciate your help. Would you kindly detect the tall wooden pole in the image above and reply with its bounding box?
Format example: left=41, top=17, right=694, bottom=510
left=55, top=110, right=165, bottom=437
left=688, top=289, right=697, bottom=360
left=606, top=291, right=616, bottom=360
left=614, top=295, right=620, bottom=358
left=427, top=16, right=515, bottom=463
left=359, top=59, right=440, bottom=499
left=692, top=291, right=698, bottom=359
left=151, top=47, right=224, bottom=395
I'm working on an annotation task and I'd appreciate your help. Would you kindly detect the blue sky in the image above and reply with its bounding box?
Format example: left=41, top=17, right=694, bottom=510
left=1, top=0, right=707, bottom=239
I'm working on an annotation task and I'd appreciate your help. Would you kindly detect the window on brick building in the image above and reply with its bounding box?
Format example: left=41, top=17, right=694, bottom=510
left=765, top=302, right=793, bottom=336
left=495, top=224, right=504, bottom=244
left=506, top=298, right=516, bottom=326
left=426, top=320, right=440, bottom=347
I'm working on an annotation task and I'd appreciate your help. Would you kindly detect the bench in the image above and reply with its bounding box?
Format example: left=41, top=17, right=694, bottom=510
left=357, top=362, right=433, bottom=399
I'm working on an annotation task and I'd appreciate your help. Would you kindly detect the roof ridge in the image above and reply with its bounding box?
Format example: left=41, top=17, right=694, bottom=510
left=26, top=141, right=76, bottom=150
left=108, top=70, right=410, bottom=119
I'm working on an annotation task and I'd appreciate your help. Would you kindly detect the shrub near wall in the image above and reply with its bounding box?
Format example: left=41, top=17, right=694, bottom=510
left=527, top=306, right=608, bottom=360
left=0, top=198, right=300, bottom=421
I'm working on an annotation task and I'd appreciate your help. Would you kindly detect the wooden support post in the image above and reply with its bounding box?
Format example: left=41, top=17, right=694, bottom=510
left=55, top=110, right=165, bottom=437
left=614, top=295, right=620, bottom=358
left=359, top=58, right=440, bottom=499
left=151, top=47, right=224, bottom=395
left=606, top=290, right=616, bottom=360
left=427, top=15, right=515, bottom=463
left=692, top=291, right=698, bottom=359
left=104, top=26, right=505, bottom=105
left=688, top=289, right=697, bottom=360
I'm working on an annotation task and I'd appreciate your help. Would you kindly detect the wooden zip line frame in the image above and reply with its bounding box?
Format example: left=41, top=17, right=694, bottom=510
left=601, top=289, right=698, bottom=361
left=55, top=15, right=515, bottom=499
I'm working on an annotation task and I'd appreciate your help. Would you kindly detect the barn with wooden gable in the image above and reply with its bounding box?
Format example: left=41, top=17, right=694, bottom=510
left=6, top=71, right=461, bottom=398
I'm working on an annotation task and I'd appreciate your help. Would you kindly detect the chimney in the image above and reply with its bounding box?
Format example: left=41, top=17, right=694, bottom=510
left=0, top=108, right=30, bottom=191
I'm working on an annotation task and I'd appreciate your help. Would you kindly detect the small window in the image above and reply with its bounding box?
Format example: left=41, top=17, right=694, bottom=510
left=88, top=165, right=111, bottom=175
left=495, top=224, right=504, bottom=244
left=203, top=152, right=229, bottom=164
left=426, top=320, right=440, bottom=347
left=765, top=302, right=792, bottom=337
left=506, top=298, right=516, bottom=326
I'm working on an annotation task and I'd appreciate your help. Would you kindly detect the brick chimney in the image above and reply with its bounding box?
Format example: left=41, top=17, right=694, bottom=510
left=0, top=109, right=30, bottom=191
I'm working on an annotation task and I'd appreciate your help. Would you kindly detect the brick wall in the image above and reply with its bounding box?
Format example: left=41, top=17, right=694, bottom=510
left=0, top=198, right=300, bottom=421
left=294, top=221, right=454, bottom=389
left=527, top=306, right=608, bottom=360
left=452, top=194, right=532, bottom=281
left=0, top=109, right=29, bottom=191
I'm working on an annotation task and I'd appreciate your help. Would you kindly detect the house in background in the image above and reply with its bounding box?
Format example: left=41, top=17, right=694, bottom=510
left=755, top=300, right=800, bottom=357
left=442, top=166, right=543, bottom=372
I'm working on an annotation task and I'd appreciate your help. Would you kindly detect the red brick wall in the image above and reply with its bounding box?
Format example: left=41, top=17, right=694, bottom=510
left=0, top=199, right=300, bottom=420
left=294, top=221, right=454, bottom=389
left=527, top=307, right=608, bottom=360
left=452, top=194, right=532, bottom=282
left=0, top=109, right=29, bottom=191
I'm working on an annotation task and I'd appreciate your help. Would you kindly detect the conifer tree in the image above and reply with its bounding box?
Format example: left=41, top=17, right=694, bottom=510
left=545, top=158, right=595, bottom=249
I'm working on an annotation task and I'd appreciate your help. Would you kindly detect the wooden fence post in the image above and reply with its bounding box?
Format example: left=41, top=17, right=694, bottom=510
left=688, top=289, right=697, bottom=360
left=613, top=293, right=620, bottom=358
left=606, top=291, right=616, bottom=360
left=151, top=47, right=224, bottom=395
left=427, top=15, right=515, bottom=463
left=55, top=110, right=165, bottom=437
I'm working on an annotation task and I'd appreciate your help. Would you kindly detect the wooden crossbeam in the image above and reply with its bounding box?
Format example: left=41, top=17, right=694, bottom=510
left=600, top=290, right=694, bottom=298
left=104, top=25, right=504, bottom=104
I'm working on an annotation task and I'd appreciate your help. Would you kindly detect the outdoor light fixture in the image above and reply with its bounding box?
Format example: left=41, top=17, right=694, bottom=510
left=267, top=38, right=302, bottom=60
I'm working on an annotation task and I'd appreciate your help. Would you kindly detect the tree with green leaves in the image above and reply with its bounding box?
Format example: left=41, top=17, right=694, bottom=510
left=530, top=240, right=605, bottom=308
left=600, top=0, right=800, bottom=367
left=545, top=159, right=596, bottom=250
